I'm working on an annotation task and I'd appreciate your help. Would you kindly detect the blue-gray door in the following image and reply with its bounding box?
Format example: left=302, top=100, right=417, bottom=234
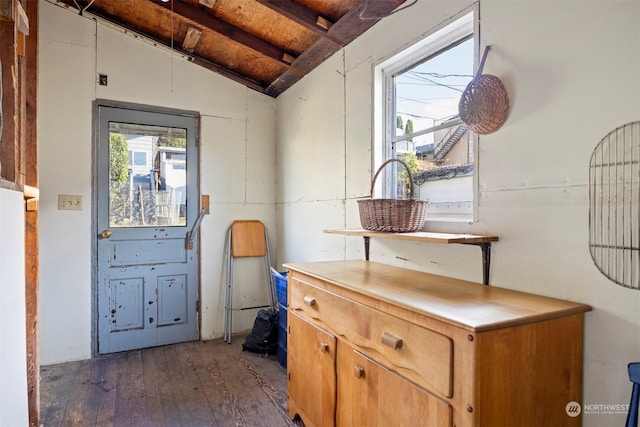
left=96, top=105, right=199, bottom=354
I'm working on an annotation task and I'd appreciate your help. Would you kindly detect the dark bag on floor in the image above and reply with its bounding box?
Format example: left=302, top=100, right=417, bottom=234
left=242, top=308, right=279, bottom=355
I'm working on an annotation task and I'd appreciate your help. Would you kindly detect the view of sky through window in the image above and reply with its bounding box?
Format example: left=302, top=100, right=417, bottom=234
left=395, top=37, right=474, bottom=147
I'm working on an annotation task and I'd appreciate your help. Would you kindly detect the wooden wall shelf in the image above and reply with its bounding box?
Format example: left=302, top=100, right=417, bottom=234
left=324, top=229, right=499, bottom=285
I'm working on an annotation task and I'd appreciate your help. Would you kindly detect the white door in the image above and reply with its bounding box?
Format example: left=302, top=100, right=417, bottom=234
left=96, top=105, right=199, bottom=354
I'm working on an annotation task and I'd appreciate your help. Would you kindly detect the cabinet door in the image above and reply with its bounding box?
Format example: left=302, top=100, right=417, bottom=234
left=288, top=311, right=337, bottom=427
left=337, top=344, right=452, bottom=427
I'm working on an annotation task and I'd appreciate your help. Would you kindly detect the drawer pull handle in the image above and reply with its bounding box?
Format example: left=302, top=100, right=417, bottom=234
left=320, top=342, right=329, bottom=353
left=354, top=365, right=364, bottom=379
left=303, top=296, right=316, bottom=307
left=381, top=332, right=403, bottom=350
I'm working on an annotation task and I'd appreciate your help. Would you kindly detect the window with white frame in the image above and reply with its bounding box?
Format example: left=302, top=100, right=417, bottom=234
left=129, top=150, right=148, bottom=167
left=375, top=9, right=477, bottom=222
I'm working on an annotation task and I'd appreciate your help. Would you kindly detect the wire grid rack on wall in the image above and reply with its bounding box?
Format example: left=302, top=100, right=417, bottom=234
left=589, top=121, right=640, bottom=290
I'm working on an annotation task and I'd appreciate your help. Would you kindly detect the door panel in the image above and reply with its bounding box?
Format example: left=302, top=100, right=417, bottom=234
left=337, top=344, right=453, bottom=427
left=109, top=277, right=144, bottom=331
left=110, top=238, right=187, bottom=266
left=288, top=311, right=337, bottom=427
left=157, top=275, right=188, bottom=326
left=96, top=105, right=199, bottom=354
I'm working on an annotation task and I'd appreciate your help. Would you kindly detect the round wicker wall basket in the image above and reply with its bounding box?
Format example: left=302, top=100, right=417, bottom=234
left=358, top=159, right=428, bottom=233
left=458, top=46, right=510, bottom=135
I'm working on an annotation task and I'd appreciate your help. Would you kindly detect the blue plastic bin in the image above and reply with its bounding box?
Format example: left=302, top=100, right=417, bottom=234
left=277, top=304, right=287, bottom=369
left=271, top=269, right=288, bottom=369
left=272, top=270, right=288, bottom=307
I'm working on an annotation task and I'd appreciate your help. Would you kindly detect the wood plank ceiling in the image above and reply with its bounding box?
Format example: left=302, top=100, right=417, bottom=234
left=51, top=0, right=409, bottom=97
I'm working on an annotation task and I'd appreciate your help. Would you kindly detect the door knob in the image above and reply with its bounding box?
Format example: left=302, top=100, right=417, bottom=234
left=100, top=229, right=112, bottom=238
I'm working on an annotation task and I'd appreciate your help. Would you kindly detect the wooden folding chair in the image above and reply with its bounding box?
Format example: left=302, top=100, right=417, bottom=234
left=223, top=220, right=276, bottom=344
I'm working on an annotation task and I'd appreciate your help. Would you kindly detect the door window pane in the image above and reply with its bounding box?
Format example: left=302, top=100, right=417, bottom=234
left=109, top=122, right=187, bottom=227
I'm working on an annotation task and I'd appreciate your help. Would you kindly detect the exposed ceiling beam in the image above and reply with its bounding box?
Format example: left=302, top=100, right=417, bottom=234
left=255, top=0, right=343, bottom=45
left=327, top=0, right=405, bottom=42
left=152, top=0, right=296, bottom=67
left=57, top=0, right=297, bottom=68
left=265, top=0, right=406, bottom=97
left=54, top=0, right=269, bottom=93
left=50, top=0, right=409, bottom=98
left=265, top=37, right=337, bottom=97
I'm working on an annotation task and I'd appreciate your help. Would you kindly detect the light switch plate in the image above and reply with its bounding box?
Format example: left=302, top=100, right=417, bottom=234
left=58, top=194, right=82, bottom=210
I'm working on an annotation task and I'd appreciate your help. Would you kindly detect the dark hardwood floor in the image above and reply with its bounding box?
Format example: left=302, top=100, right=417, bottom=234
left=40, top=335, right=296, bottom=427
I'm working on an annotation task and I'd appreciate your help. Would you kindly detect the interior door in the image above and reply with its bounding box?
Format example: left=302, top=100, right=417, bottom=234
left=96, top=105, right=199, bottom=354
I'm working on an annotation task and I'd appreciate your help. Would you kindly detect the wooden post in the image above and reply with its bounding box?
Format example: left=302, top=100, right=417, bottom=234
left=1, top=0, right=39, bottom=424
left=24, top=0, right=39, bottom=424
left=0, top=12, right=19, bottom=185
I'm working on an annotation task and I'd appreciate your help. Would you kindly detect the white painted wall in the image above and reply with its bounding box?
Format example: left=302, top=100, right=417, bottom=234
left=0, top=188, right=29, bottom=426
left=275, top=1, right=640, bottom=427
left=38, top=0, right=276, bottom=364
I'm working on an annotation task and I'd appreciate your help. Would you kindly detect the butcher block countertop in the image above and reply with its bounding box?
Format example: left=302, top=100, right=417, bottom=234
left=284, top=260, right=592, bottom=332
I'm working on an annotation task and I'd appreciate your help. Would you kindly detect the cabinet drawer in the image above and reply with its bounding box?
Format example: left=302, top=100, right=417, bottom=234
left=290, top=275, right=453, bottom=397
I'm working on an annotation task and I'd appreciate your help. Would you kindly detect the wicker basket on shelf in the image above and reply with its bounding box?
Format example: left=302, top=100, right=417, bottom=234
left=358, top=159, right=428, bottom=233
left=458, top=45, right=510, bottom=135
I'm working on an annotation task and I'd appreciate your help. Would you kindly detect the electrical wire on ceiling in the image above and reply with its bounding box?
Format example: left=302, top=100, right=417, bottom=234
left=72, top=0, right=95, bottom=15
left=359, top=0, right=418, bottom=20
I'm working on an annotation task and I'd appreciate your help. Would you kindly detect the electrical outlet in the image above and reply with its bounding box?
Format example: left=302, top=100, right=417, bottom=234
left=58, top=194, right=83, bottom=210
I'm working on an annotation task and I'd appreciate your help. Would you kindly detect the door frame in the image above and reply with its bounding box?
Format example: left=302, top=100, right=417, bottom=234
left=91, top=99, right=201, bottom=356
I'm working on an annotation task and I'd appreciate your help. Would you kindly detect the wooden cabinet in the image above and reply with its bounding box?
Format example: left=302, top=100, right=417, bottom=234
left=285, top=260, right=591, bottom=427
